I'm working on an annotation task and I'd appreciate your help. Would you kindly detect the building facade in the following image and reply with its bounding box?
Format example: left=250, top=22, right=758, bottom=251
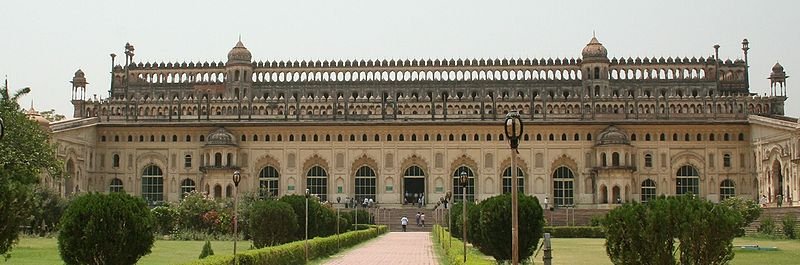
left=45, top=37, right=796, bottom=208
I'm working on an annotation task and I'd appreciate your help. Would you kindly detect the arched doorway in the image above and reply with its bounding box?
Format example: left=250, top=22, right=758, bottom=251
left=65, top=159, right=75, bottom=196
left=599, top=185, right=608, bottom=204
left=403, top=166, right=425, bottom=205
left=612, top=186, right=621, bottom=203
left=772, top=160, right=783, bottom=198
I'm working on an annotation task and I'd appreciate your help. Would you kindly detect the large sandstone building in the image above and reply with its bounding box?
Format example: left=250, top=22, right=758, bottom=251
left=45, top=37, right=798, bottom=208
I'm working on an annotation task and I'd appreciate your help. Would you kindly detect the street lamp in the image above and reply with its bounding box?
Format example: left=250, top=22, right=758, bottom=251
left=305, top=188, right=310, bottom=264
left=232, top=170, right=241, bottom=265
left=459, top=170, right=468, bottom=263
left=504, top=110, right=523, bottom=265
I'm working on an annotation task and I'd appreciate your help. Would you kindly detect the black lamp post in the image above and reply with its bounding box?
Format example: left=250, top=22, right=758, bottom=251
left=0, top=116, right=5, bottom=140
left=305, top=188, right=310, bottom=263
left=232, top=170, right=241, bottom=265
left=504, top=110, right=523, bottom=265
left=460, top=170, right=468, bottom=263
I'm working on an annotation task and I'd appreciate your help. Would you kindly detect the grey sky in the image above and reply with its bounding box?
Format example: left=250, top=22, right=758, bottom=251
left=1, top=0, right=798, bottom=117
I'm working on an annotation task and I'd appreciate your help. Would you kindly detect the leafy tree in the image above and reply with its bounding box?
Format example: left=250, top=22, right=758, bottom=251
left=0, top=84, right=62, bottom=255
left=176, top=190, right=223, bottom=232
left=477, top=194, right=544, bottom=263
left=248, top=200, right=298, bottom=248
left=674, top=195, right=742, bottom=265
left=279, top=195, right=338, bottom=239
left=58, top=192, right=156, bottom=265
left=151, top=205, right=178, bottom=235
left=28, top=185, right=68, bottom=236
left=38, top=109, right=66, bottom=122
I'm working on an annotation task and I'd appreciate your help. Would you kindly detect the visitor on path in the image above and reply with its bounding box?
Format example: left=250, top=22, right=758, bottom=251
left=420, top=213, right=426, bottom=227
left=777, top=194, right=784, bottom=207
left=401, top=215, right=409, bottom=232
left=416, top=212, right=421, bottom=227
left=760, top=194, right=768, bottom=207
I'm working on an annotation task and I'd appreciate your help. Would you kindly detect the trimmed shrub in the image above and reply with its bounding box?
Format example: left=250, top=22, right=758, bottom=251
left=544, top=226, right=604, bottom=238
left=152, top=205, right=178, bottom=235
left=248, top=200, right=298, bottom=247
left=199, top=240, right=214, bottom=259
left=58, top=192, right=156, bottom=265
left=278, top=195, right=338, bottom=239
left=758, top=216, right=776, bottom=235
left=28, top=185, right=68, bottom=236
left=448, top=201, right=478, bottom=240
left=782, top=214, right=797, bottom=239
left=478, top=193, right=544, bottom=263
left=180, top=225, right=388, bottom=265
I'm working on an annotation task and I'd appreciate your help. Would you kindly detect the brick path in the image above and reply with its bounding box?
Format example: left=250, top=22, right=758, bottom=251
left=323, top=232, right=438, bottom=265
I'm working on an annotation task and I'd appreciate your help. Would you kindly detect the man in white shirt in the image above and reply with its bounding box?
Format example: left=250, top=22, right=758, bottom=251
left=400, top=215, right=409, bottom=232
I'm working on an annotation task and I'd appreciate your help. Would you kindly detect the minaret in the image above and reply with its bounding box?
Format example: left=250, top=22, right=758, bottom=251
left=70, top=69, right=88, bottom=118
left=769, top=62, right=788, bottom=97
left=580, top=35, right=610, bottom=119
left=225, top=38, right=254, bottom=120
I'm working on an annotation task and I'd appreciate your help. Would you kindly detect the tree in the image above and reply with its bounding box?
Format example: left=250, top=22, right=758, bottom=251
left=28, top=185, right=68, bottom=236
left=279, top=195, right=338, bottom=239
left=198, top=240, right=214, bottom=259
left=0, top=83, right=62, bottom=255
left=477, top=194, right=544, bottom=263
left=248, top=200, right=298, bottom=248
left=38, top=109, right=66, bottom=122
left=720, top=196, right=762, bottom=236
left=58, top=192, right=156, bottom=265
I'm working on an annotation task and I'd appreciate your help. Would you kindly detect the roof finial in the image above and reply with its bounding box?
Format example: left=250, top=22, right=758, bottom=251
left=238, top=34, right=241, bottom=42
left=592, top=30, right=596, bottom=38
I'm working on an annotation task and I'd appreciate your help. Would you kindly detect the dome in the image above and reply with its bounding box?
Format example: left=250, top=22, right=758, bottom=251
left=206, top=127, right=237, bottom=146
left=581, top=37, right=608, bottom=59
left=26, top=106, right=50, bottom=127
left=596, top=125, right=629, bottom=145
left=773, top=62, right=784, bottom=73
left=227, top=40, right=252, bottom=64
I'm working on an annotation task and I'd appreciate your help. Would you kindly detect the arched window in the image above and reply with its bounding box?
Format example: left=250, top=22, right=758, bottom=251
left=720, top=179, right=735, bottom=200
left=214, top=184, right=222, bottom=198
left=226, top=153, right=233, bottom=167
left=112, top=154, right=120, bottom=168
left=641, top=179, right=656, bottom=202
left=676, top=165, right=700, bottom=195
left=180, top=178, right=196, bottom=198
left=226, top=185, right=233, bottom=198
left=141, top=165, right=164, bottom=204
left=355, top=166, right=377, bottom=202
left=109, top=178, right=123, bottom=193
left=601, top=153, right=607, bottom=167
left=259, top=166, right=279, bottom=198
left=645, top=133, right=651, bottom=141
left=453, top=166, right=475, bottom=202
left=612, top=152, right=620, bottom=167
left=214, top=153, right=222, bottom=167
left=306, top=166, right=328, bottom=202
left=644, top=154, right=653, bottom=168
left=723, top=154, right=732, bottom=168
left=502, top=167, right=525, bottom=194
left=184, top=155, right=192, bottom=168
left=553, top=166, right=575, bottom=206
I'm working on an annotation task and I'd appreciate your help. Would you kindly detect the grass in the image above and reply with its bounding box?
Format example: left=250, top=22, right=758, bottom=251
left=432, top=225, right=495, bottom=265
left=4, top=235, right=799, bottom=264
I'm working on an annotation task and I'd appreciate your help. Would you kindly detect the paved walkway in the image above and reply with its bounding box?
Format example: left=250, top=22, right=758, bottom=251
left=323, top=232, right=437, bottom=265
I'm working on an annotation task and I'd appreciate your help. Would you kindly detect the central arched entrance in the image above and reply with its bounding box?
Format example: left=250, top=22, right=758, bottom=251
left=773, top=160, right=783, bottom=197
left=403, top=166, right=425, bottom=205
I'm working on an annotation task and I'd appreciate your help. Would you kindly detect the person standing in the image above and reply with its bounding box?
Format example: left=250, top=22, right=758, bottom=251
left=760, top=194, right=768, bottom=208
left=420, top=212, right=426, bottom=227
left=401, top=215, right=409, bottom=232
left=777, top=194, right=784, bottom=208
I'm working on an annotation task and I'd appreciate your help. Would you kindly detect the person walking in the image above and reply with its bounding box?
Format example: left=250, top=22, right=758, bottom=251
left=400, top=215, right=409, bottom=232
left=777, top=194, right=784, bottom=208
left=420, top=212, right=426, bottom=227
left=415, top=212, right=421, bottom=227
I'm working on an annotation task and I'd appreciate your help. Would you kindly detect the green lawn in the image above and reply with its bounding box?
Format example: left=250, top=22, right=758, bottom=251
left=4, top=236, right=799, bottom=264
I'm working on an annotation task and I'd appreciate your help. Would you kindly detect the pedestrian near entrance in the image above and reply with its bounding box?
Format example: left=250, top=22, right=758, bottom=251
left=415, top=212, right=421, bottom=227
left=400, top=215, right=409, bottom=232
left=420, top=213, right=426, bottom=227
left=760, top=194, right=768, bottom=207
left=777, top=194, right=784, bottom=207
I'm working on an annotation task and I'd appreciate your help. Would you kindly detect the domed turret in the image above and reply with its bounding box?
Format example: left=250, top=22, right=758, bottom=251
left=596, top=125, right=629, bottom=145
left=582, top=37, right=608, bottom=59
left=26, top=104, right=50, bottom=128
left=71, top=69, right=88, bottom=88
left=227, top=40, right=252, bottom=65
left=772, top=62, right=785, bottom=73
left=206, top=127, right=237, bottom=146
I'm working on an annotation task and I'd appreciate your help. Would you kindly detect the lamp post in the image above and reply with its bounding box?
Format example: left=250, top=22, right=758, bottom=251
left=460, top=170, right=468, bottom=263
left=0, top=116, right=5, bottom=140
left=305, top=188, right=310, bottom=264
left=504, top=111, right=523, bottom=265
left=232, top=170, right=241, bottom=265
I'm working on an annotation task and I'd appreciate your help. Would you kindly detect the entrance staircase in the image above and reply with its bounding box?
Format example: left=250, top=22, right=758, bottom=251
left=745, top=206, right=800, bottom=235
left=370, top=206, right=446, bottom=232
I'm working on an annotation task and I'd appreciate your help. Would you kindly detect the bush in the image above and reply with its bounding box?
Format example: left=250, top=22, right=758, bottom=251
left=176, top=191, right=227, bottom=233
left=58, top=192, right=156, bottom=265
left=603, top=195, right=744, bottom=265
left=544, top=226, right=604, bottom=238
left=180, top=225, right=388, bottom=265
left=589, top=215, right=605, bottom=227
left=27, top=186, right=68, bottom=236
left=152, top=205, right=178, bottom=235
left=431, top=225, right=495, bottom=265
left=448, top=201, right=478, bottom=241
left=758, top=216, right=776, bottom=235
left=279, top=195, right=338, bottom=239
left=249, top=200, right=298, bottom=247
left=782, top=214, right=797, bottom=239
left=477, top=193, right=544, bottom=263
left=341, top=209, right=373, bottom=225
left=199, top=240, right=214, bottom=259
left=720, top=197, right=762, bottom=236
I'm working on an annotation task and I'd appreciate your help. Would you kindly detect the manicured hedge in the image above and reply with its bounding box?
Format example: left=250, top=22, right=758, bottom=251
left=182, top=225, right=387, bottom=265
left=543, top=226, right=605, bottom=238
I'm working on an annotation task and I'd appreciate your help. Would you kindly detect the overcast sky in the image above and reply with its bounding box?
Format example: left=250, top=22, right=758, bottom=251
left=1, top=0, right=798, bottom=117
